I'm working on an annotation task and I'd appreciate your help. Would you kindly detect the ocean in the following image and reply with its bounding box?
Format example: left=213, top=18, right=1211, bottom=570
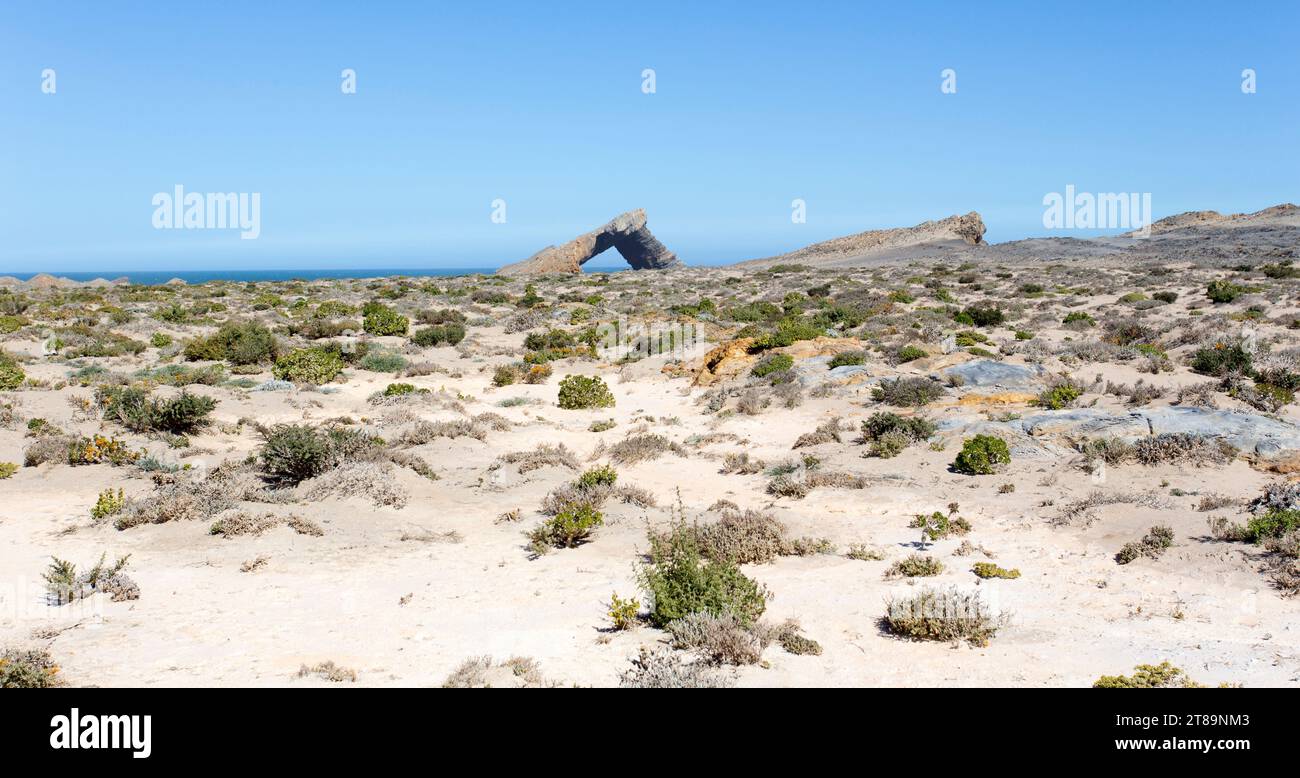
left=2, top=268, right=502, bottom=285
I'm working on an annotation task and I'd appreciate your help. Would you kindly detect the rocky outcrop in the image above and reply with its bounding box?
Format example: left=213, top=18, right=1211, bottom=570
left=497, top=209, right=679, bottom=275
left=739, top=211, right=986, bottom=269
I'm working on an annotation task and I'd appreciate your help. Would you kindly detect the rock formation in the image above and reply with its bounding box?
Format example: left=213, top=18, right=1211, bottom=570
left=497, top=209, right=679, bottom=275
left=738, top=211, right=986, bottom=269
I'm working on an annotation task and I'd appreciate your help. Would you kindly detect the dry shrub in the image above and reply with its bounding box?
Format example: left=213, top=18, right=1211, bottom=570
left=618, top=648, right=736, bottom=689
left=607, top=433, right=685, bottom=465
left=792, top=417, right=842, bottom=449
left=304, top=461, right=409, bottom=509
left=495, top=443, right=579, bottom=473
left=667, top=611, right=769, bottom=665
left=1133, top=433, right=1236, bottom=466
left=720, top=451, right=765, bottom=474
left=296, top=661, right=357, bottom=683
left=884, top=586, right=1005, bottom=645
left=397, top=418, right=487, bottom=445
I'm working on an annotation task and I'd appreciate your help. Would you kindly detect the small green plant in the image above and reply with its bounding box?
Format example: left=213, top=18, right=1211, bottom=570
left=972, top=562, right=1020, bottom=579
left=528, top=504, right=604, bottom=552
left=0, top=648, right=64, bottom=688
left=383, top=382, right=418, bottom=396
left=952, top=434, right=1011, bottom=475
left=828, top=350, right=867, bottom=369
left=183, top=320, right=278, bottom=365
left=362, top=302, right=409, bottom=335
left=1092, top=661, right=1205, bottom=688
left=607, top=593, right=640, bottom=630
left=872, top=377, right=943, bottom=407
left=150, top=332, right=173, bottom=348
left=557, top=374, right=615, bottom=409
left=1206, top=279, right=1245, bottom=304
left=90, top=488, right=126, bottom=520
left=1062, top=311, right=1095, bottom=327
left=1116, top=525, right=1175, bottom=564
left=961, top=303, right=1004, bottom=327
left=895, top=344, right=927, bottom=363
left=273, top=347, right=344, bottom=384
left=910, top=510, right=971, bottom=541
left=1190, top=342, right=1252, bottom=377
left=885, top=554, right=944, bottom=578
left=576, top=464, right=618, bottom=490
left=258, top=424, right=333, bottom=485
left=751, top=353, right=794, bottom=377
left=1036, top=379, right=1084, bottom=410
left=0, top=462, right=16, bottom=479
left=0, top=351, right=25, bottom=390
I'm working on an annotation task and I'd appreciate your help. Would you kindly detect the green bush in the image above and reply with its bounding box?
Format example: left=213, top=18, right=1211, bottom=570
left=362, top=302, right=409, bottom=336
left=639, top=521, right=768, bottom=628
left=961, top=303, right=1004, bottom=327
left=576, top=465, right=618, bottom=490
left=828, top=350, right=867, bottom=369
left=150, top=332, right=173, bottom=348
left=1062, top=311, right=1095, bottom=327
left=748, top=318, right=824, bottom=352
left=0, top=351, right=25, bottom=390
left=972, top=562, right=1021, bottom=579
left=0, top=462, right=17, bottom=479
left=528, top=504, right=604, bottom=552
left=896, top=344, right=927, bottom=362
left=557, top=374, right=615, bottom=409
left=273, top=348, right=344, bottom=384
left=1190, top=343, right=1252, bottom=377
left=1036, top=380, right=1084, bottom=410
left=258, top=424, right=333, bottom=484
left=1206, top=280, right=1245, bottom=304
left=383, top=382, right=418, bottom=396
left=751, top=353, right=793, bottom=377
left=411, top=322, right=466, bottom=347
left=953, top=434, right=1011, bottom=475
left=0, top=648, right=64, bottom=688
left=184, top=321, right=278, bottom=365
left=872, top=377, right=943, bottom=407
left=358, top=350, right=407, bottom=373
left=97, top=386, right=217, bottom=434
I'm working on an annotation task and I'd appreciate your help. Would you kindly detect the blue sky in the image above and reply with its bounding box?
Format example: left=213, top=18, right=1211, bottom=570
left=1, top=1, right=1296, bottom=272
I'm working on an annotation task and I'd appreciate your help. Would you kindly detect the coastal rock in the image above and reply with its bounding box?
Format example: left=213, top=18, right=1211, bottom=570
left=497, top=209, right=679, bottom=275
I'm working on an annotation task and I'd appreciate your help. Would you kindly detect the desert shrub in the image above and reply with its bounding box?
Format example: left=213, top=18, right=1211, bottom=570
left=690, top=509, right=787, bottom=564
left=962, top=303, right=1004, bottom=327
left=417, top=308, right=465, bottom=325
left=828, top=350, right=867, bottom=368
left=872, top=376, right=943, bottom=407
left=972, top=562, right=1020, bottom=579
left=258, top=424, right=333, bottom=484
left=748, top=317, right=824, bottom=352
left=97, top=386, right=216, bottom=434
left=494, top=443, right=579, bottom=473
left=607, top=433, right=682, bottom=464
left=492, top=364, right=519, bottom=386
left=607, top=593, right=640, bottom=630
left=885, top=554, right=944, bottom=578
left=68, top=435, right=139, bottom=466
left=1116, top=525, right=1174, bottom=564
left=523, top=363, right=552, bottom=384
left=618, top=648, right=736, bottom=689
left=1076, top=436, right=1134, bottom=467
left=527, top=504, right=603, bottom=552
left=1133, top=433, right=1235, bottom=466
left=895, top=344, right=927, bottom=363
left=0, top=648, right=64, bottom=688
left=1153, top=291, right=1178, bottom=303
left=90, top=488, right=126, bottom=520
left=667, top=611, right=769, bottom=665
left=273, top=347, right=344, bottom=384
left=1092, top=661, right=1205, bottom=688
left=576, top=465, right=618, bottom=491
left=0, top=351, right=25, bottom=390
left=953, top=434, right=1011, bottom=474
left=1062, top=311, right=1095, bottom=327
left=0, top=462, right=16, bottom=479
left=884, top=587, right=1004, bottom=645
left=639, top=521, right=768, bottom=628
left=557, top=374, right=615, bottom=409
left=1036, top=377, right=1084, bottom=409
left=362, top=302, right=409, bottom=335
left=1206, top=279, right=1245, bottom=303
left=1190, top=342, right=1252, bottom=377
left=412, top=323, right=466, bottom=347
left=1216, top=509, right=1300, bottom=545
left=860, top=412, right=935, bottom=447
left=43, top=553, right=139, bottom=604
left=183, top=321, right=278, bottom=365
left=910, top=510, right=971, bottom=540
left=751, top=353, right=794, bottom=378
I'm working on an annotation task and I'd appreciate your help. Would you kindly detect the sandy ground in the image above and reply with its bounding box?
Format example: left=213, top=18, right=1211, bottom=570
left=2, top=262, right=1299, bottom=687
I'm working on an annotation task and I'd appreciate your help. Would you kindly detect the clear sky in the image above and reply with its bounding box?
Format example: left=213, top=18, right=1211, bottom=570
left=1, top=1, right=1296, bottom=272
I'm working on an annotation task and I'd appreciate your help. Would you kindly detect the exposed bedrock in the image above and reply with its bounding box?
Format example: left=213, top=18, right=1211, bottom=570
left=497, top=209, right=680, bottom=275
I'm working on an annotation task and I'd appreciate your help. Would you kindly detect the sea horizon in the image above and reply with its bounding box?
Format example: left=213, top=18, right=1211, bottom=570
left=0, top=267, right=634, bottom=285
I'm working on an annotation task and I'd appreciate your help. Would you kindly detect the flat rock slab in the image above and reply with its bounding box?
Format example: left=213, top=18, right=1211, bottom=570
left=940, top=360, right=1045, bottom=390
left=943, top=405, right=1300, bottom=462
